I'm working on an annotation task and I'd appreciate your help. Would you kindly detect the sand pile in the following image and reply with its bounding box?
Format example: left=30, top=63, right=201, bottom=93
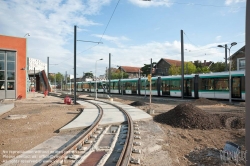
left=154, top=103, right=221, bottom=130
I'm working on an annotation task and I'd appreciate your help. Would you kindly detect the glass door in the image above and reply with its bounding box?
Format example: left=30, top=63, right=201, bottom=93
left=184, top=79, right=192, bottom=97
left=232, top=77, right=241, bottom=98
left=162, top=80, right=170, bottom=96
left=0, top=51, right=16, bottom=99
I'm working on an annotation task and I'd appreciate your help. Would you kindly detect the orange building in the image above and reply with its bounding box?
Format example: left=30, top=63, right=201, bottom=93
left=0, top=35, right=27, bottom=99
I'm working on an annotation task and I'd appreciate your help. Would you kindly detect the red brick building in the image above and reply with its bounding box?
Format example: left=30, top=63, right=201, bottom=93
left=0, top=35, right=27, bottom=99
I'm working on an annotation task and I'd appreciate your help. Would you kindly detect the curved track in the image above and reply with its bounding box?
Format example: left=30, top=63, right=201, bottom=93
left=41, top=100, right=103, bottom=166
left=40, top=95, right=134, bottom=166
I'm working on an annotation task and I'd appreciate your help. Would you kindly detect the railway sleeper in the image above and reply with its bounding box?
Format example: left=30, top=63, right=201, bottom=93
left=84, top=140, right=93, bottom=144
left=77, top=145, right=88, bottom=151
left=90, top=135, right=98, bottom=139
left=134, top=136, right=141, bottom=139
left=134, top=124, right=139, bottom=127
left=133, top=142, right=141, bottom=146
left=134, top=127, right=140, bottom=130
left=130, top=157, right=140, bottom=164
left=134, top=131, right=140, bottom=135
left=97, top=127, right=103, bottom=130
left=67, top=152, right=79, bottom=160
left=132, top=148, right=142, bottom=154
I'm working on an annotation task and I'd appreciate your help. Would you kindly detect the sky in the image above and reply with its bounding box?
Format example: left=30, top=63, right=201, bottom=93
left=0, top=0, right=246, bottom=77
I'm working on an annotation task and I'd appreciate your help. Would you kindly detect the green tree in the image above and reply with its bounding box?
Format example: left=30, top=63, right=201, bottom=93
left=184, top=62, right=196, bottom=74
left=49, top=72, right=64, bottom=83
left=84, top=72, right=93, bottom=78
left=210, top=62, right=226, bottom=72
left=111, top=70, right=128, bottom=79
left=169, top=64, right=181, bottom=75
left=141, top=63, right=156, bottom=76
left=195, top=67, right=210, bottom=74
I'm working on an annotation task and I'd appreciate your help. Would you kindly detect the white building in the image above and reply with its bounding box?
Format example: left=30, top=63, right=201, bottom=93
left=27, top=57, right=47, bottom=73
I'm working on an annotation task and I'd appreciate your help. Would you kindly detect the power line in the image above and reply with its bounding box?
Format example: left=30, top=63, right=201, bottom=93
left=99, top=0, right=121, bottom=43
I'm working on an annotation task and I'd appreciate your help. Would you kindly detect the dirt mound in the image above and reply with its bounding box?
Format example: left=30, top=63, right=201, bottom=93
left=130, top=101, right=146, bottom=106
left=154, top=103, right=221, bottom=130
left=193, top=98, right=219, bottom=105
left=219, top=114, right=245, bottom=129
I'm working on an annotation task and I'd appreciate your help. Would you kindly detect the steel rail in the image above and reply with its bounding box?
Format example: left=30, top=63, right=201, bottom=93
left=100, top=100, right=134, bottom=166
left=41, top=100, right=103, bottom=166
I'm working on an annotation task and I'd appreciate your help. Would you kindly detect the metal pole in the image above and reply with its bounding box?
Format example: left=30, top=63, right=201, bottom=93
left=245, top=0, right=250, bottom=163
left=70, top=76, right=71, bottom=94
left=122, top=69, right=123, bottom=95
left=150, top=58, right=152, bottom=106
left=225, top=44, right=228, bottom=71
left=181, top=30, right=184, bottom=99
left=109, top=53, right=111, bottom=95
left=34, top=67, right=35, bottom=91
left=74, top=25, right=77, bottom=104
left=47, top=57, right=49, bottom=91
left=95, top=60, right=97, bottom=99
left=55, top=73, right=56, bottom=93
left=145, top=75, right=146, bottom=98
left=61, top=79, right=62, bottom=91
left=229, top=49, right=232, bottom=103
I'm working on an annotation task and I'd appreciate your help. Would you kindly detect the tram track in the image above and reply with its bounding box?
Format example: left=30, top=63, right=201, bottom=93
left=40, top=94, right=135, bottom=166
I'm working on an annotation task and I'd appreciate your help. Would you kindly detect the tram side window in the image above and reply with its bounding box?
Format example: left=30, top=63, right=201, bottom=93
left=170, top=80, right=180, bottom=90
left=201, top=78, right=214, bottom=90
left=124, top=82, right=132, bottom=90
left=214, top=78, right=229, bottom=90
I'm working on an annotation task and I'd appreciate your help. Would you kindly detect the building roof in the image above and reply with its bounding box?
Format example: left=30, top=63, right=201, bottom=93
left=163, top=58, right=182, bottom=67
left=230, top=45, right=245, bottom=59
left=120, top=66, right=142, bottom=73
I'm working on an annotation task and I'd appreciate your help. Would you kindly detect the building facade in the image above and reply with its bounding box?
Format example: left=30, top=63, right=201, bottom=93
left=0, top=35, right=27, bottom=99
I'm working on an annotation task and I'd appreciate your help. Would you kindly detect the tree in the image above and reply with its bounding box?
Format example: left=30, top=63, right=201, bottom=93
left=84, top=72, right=93, bottom=78
left=184, top=62, right=196, bottom=74
left=141, top=62, right=156, bottom=76
left=48, top=72, right=64, bottom=83
left=169, top=64, right=181, bottom=75
left=111, top=69, right=128, bottom=79
left=210, top=62, right=226, bottom=72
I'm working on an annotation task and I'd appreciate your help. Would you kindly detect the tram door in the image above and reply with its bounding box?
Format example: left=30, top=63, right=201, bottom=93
left=232, top=77, right=241, bottom=98
left=184, top=79, right=192, bottom=97
left=162, top=80, right=170, bottom=96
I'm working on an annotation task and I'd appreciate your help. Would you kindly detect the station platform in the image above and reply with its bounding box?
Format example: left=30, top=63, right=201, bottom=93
left=59, top=99, right=152, bottom=132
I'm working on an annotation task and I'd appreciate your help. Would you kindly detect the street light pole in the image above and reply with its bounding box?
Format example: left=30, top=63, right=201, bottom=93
left=218, top=42, right=237, bottom=103
left=95, top=58, right=103, bottom=99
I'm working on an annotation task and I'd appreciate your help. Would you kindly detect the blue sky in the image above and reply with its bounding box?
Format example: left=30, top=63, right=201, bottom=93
left=0, top=0, right=246, bottom=77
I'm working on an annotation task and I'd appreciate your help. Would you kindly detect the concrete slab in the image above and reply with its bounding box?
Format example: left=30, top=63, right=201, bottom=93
left=0, top=103, right=14, bottom=116
left=60, top=100, right=152, bottom=132
left=1, top=131, right=85, bottom=166
left=59, top=101, right=99, bottom=132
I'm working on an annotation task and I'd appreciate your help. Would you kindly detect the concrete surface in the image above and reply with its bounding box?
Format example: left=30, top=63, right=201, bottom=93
left=0, top=103, right=14, bottom=116
left=59, top=100, right=152, bottom=132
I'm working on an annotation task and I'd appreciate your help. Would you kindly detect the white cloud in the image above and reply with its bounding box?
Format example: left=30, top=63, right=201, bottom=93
left=225, top=0, right=246, bottom=5
left=128, top=0, right=172, bottom=8
left=0, top=0, right=111, bottom=66
left=216, top=36, right=222, bottom=41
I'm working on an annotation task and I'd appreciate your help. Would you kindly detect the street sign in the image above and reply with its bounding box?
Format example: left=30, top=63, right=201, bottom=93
left=147, top=74, right=151, bottom=81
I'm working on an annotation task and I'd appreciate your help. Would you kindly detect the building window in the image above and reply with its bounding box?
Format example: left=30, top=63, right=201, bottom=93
left=237, top=58, right=245, bottom=70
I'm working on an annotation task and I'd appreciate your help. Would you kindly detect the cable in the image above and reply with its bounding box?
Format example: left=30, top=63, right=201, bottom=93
left=99, top=0, right=121, bottom=43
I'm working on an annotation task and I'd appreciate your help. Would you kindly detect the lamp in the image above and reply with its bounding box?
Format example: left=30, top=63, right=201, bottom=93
left=217, top=42, right=237, bottom=103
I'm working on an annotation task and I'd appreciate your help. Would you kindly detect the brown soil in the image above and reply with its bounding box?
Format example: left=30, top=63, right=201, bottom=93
left=154, top=103, right=222, bottom=129
left=0, top=93, right=246, bottom=166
